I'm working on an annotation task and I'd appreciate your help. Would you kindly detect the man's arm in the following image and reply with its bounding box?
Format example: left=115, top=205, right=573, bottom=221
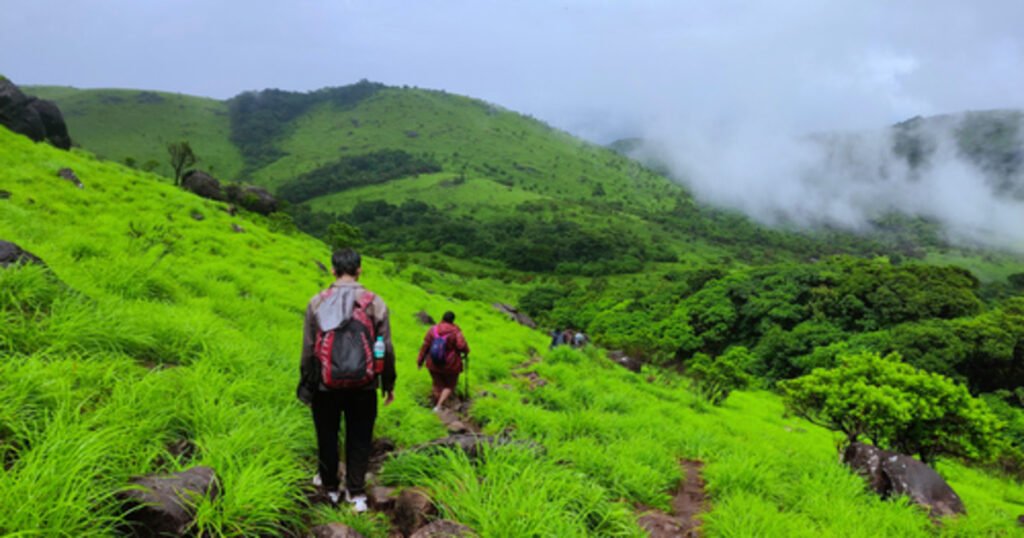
left=297, top=300, right=319, bottom=405
left=416, top=328, right=432, bottom=368
left=455, top=329, right=470, bottom=357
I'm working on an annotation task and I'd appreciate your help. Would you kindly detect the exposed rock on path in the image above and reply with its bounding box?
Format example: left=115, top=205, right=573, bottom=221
left=638, top=460, right=708, bottom=538
left=492, top=303, right=537, bottom=329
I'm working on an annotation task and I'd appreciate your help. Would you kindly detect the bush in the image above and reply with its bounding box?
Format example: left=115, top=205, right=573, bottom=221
left=685, top=347, right=753, bottom=405
left=780, top=351, right=1003, bottom=463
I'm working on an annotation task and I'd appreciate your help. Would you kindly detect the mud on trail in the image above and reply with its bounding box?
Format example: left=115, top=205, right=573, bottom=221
left=638, top=460, right=709, bottom=538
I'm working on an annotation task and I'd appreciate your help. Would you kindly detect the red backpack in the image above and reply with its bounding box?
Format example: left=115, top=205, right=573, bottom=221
left=314, top=290, right=383, bottom=388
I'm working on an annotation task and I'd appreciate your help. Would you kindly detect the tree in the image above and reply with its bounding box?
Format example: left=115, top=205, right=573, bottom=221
left=326, top=221, right=363, bottom=251
left=780, top=351, right=1002, bottom=464
left=167, top=141, right=197, bottom=186
left=686, top=347, right=753, bottom=405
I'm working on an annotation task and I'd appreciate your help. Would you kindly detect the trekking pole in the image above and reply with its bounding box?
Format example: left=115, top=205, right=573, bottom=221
left=463, top=355, right=470, bottom=401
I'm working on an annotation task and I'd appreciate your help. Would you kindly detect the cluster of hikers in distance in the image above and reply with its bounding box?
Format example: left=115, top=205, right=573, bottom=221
left=296, top=248, right=470, bottom=510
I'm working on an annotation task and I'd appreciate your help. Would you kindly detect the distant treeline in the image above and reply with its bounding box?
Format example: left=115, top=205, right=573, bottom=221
left=278, top=150, right=442, bottom=203
left=289, top=199, right=673, bottom=274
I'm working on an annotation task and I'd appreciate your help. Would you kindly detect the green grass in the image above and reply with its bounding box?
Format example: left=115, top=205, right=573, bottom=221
left=2, top=121, right=1024, bottom=536
left=27, top=86, right=245, bottom=180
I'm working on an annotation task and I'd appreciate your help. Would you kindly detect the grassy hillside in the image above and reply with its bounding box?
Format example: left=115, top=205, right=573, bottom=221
left=32, top=83, right=951, bottom=276
left=2, top=125, right=1024, bottom=536
left=28, top=86, right=245, bottom=180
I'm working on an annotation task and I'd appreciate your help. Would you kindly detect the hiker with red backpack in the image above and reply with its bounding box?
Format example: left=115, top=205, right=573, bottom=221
left=297, top=248, right=395, bottom=510
left=417, top=311, right=469, bottom=412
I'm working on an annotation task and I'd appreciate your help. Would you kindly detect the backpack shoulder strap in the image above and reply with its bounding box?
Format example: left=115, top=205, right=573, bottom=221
left=356, top=291, right=376, bottom=310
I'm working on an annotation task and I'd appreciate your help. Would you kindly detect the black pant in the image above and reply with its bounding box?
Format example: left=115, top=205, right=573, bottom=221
left=311, top=389, right=377, bottom=494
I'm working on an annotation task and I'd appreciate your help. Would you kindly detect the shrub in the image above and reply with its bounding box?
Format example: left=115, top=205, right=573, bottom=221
left=685, top=347, right=753, bottom=406
left=780, top=351, right=1003, bottom=463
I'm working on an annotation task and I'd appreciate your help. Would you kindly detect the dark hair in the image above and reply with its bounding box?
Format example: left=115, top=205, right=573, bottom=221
left=331, top=248, right=362, bottom=277
left=442, top=311, right=456, bottom=323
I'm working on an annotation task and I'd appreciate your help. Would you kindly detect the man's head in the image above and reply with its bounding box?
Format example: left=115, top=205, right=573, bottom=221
left=442, top=311, right=456, bottom=323
left=331, top=248, right=362, bottom=278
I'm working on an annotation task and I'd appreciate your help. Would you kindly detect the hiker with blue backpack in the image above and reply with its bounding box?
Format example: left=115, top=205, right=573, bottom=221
left=417, top=311, right=470, bottom=412
left=297, top=248, right=396, bottom=510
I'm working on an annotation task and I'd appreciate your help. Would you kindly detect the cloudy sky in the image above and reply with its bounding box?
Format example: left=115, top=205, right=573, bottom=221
left=3, top=1, right=1023, bottom=141
left=5, top=1, right=1024, bottom=247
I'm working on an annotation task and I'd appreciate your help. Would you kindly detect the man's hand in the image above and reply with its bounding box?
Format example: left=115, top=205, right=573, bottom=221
left=417, top=361, right=423, bottom=370
left=384, top=391, right=395, bottom=406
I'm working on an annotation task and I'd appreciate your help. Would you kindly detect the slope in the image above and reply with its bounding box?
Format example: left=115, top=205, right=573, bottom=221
left=2, top=127, right=1023, bottom=536
left=28, top=86, right=245, bottom=180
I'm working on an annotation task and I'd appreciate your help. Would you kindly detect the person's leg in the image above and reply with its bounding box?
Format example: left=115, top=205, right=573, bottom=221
left=312, top=391, right=343, bottom=493
left=435, top=372, right=459, bottom=408
left=341, top=389, right=378, bottom=497
left=430, top=371, right=443, bottom=408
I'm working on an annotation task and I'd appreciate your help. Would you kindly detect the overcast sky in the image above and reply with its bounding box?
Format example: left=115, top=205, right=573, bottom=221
left=3, top=1, right=1023, bottom=141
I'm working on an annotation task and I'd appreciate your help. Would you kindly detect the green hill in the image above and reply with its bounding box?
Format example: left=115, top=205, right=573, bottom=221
left=31, top=82, right=975, bottom=281
left=4, top=123, right=1024, bottom=535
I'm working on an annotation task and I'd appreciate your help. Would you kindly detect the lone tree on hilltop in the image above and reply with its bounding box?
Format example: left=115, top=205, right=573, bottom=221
left=167, top=141, right=197, bottom=186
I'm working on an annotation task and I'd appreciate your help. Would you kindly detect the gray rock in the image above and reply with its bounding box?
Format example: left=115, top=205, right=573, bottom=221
left=843, top=442, right=966, bottom=518
left=57, top=167, right=83, bottom=188
left=410, top=520, right=477, bottom=538
left=492, top=303, right=537, bottom=329
left=368, top=485, right=396, bottom=511
left=394, top=488, right=437, bottom=536
left=117, top=466, right=220, bottom=537
left=0, top=78, right=71, bottom=149
left=181, top=171, right=224, bottom=201
left=415, top=310, right=436, bottom=326
left=0, top=240, right=44, bottom=268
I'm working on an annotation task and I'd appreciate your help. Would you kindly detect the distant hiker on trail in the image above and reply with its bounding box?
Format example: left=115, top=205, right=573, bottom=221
left=297, top=248, right=396, bottom=511
left=573, top=331, right=588, bottom=348
left=549, top=328, right=563, bottom=349
left=417, top=311, right=470, bottom=412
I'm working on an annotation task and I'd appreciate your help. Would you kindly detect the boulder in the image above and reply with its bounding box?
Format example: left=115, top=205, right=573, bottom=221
left=117, top=466, right=220, bottom=537
left=236, top=185, right=278, bottom=215
left=415, top=310, right=436, bottom=326
left=231, top=223, right=245, bottom=233
left=309, top=523, right=366, bottom=538
left=409, top=520, right=477, bottom=538
left=0, top=78, right=71, bottom=149
left=492, top=303, right=537, bottom=329
left=394, top=488, right=437, bottom=536
left=28, top=99, right=71, bottom=149
left=0, top=190, right=10, bottom=199
left=0, top=240, right=44, bottom=268
left=181, top=171, right=224, bottom=201
left=57, top=167, right=83, bottom=189
left=607, top=350, right=643, bottom=373
left=843, top=442, right=966, bottom=518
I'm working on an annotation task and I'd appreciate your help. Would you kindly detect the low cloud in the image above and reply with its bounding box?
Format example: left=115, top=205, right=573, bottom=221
left=637, top=113, right=1024, bottom=251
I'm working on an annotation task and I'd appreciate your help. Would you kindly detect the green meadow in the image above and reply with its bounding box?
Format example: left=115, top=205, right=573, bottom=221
left=2, top=117, right=1024, bottom=538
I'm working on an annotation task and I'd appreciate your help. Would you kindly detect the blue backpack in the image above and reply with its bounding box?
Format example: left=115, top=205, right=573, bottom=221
left=428, top=326, right=448, bottom=367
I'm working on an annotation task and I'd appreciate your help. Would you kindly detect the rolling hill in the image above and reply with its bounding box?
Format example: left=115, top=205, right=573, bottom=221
left=29, top=82, right=969, bottom=276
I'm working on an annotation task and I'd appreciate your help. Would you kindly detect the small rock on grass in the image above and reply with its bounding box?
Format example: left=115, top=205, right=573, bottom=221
left=368, top=486, right=397, bottom=511
left=117, top=466, right=219, bottom=537
left=410, top=520, right=478, bottom=538
left=394, top=488, right=437, bottom=536
left=309, top=522, right=366, bottom=538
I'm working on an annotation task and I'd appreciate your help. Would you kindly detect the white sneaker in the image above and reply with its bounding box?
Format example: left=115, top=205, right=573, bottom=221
left=326, top=489, right=342, bottom=506
left=432, top=406, right=441, bottom=413
left=312, top=472, right=322, bottom=487
left=347, top=492, right=369, bottom=513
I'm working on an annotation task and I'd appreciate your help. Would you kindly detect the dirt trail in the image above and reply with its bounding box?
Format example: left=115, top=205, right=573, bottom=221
left=638, top=460, right=709, bottom=538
